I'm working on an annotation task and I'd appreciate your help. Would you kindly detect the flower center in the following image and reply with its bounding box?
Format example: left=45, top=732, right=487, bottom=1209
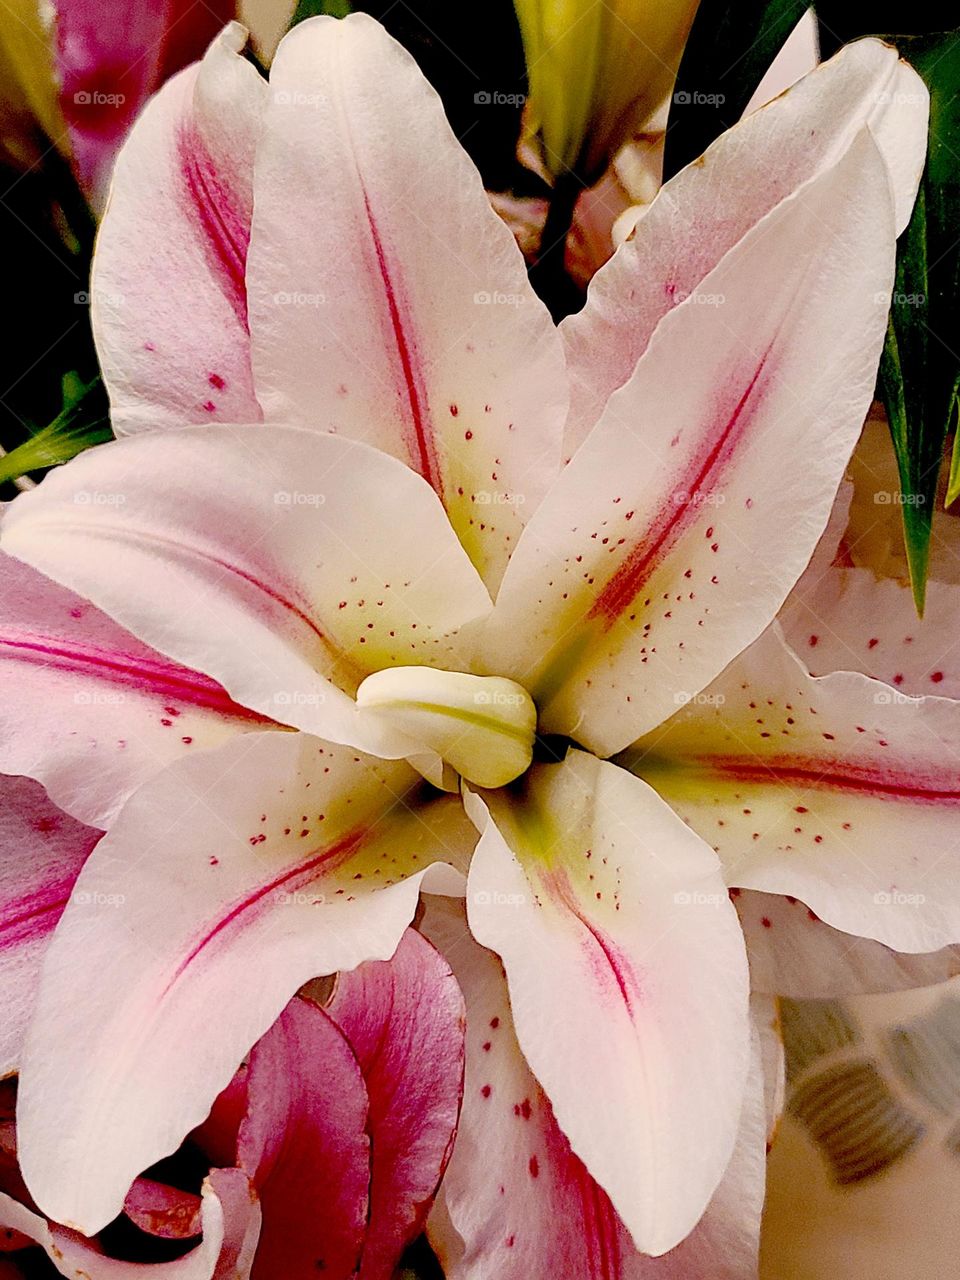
left=355, top=666, right=537, bottom=789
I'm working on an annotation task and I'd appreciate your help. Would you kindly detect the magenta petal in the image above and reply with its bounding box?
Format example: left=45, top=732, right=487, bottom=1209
left=55, top=0, right=235, bottom=203
left=327, top=929, right=465, bottom=1280
left=238, top=999, right=370, bottom=1280
left=0, top=775, right=99, bottom=1074
left=123, top=1178, right=203, bottom=1240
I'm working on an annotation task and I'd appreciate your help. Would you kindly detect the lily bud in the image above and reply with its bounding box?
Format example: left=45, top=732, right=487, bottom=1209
left=514, top=0, right=699, bottom=182
left=356, top=667, right=537, bottom=790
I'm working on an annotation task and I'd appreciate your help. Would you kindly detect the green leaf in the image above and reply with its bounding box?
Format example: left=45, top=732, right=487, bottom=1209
left=289, top=0, right=352, bottom=26
left=0, top=375, right=111, bottom=486
left=877, top=32, right=960, bottom=613
left=663, top=0, right=810, bottom=180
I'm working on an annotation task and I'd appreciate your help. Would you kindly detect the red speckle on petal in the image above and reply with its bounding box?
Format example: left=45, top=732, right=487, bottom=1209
left=761, top=917, right=772, bottom=928
left=481, top=1084, right=492, bottom=1099
left=932, top=671, right=944, bottom=683
left=528, top=1155, right=539, bottom=1178
left=208, top=372, right=226, bottom=390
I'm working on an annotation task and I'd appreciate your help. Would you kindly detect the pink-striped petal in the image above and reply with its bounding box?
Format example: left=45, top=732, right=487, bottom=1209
left=562, top=39, right=927, bottom=454
left=0, top=774, right=99, bottom=1075
left=238, top=998, right=369, bottom=1280
left=91, top=23, right=264, bottom=431
left=423, top=897, right=766, bottom=1279
left=16, top=731, right=471, bottom=1234
left=463, top=752, right=751, bottom=1255
left=624, top=626, right=960, bottom=953
left=1, top=428, right=491, bottom=759
left=326, top=929, right=464, bottom=1279
left=246, top=13, right=567, bottom=590
left=0, top=549, right=265, bottom=827
left=482, top=130, right=896, bottom=757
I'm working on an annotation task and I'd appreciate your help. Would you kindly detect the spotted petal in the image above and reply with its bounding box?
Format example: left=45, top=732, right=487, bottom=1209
left=91, top=23, right=265, bottom=431
left=423, top=896, right=765, bottom=1278
left=562, top=38, right=927, bottom=454
left=1, top=428, right=491, bottom=760
left=0, top=549, right=264, bottom=827
left=16, top=731, right=471, bottom=1234
left=482, top=130, right=896, bottom=757
left=463, top=752, right=750, bottom=1255
left=624, top=626, right=960, bottom=954
left=246, top=13, right=567, bottom=590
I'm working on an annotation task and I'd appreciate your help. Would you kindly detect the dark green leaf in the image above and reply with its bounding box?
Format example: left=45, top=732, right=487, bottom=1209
left=0, top=375, right=111, bottom=486
left=663, top=0, right=810, bottom=180
left=877, top=31, right=960, bottom=612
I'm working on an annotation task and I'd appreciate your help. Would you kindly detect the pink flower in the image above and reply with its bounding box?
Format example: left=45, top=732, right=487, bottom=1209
left=1, top=15, right=951, bottom=1276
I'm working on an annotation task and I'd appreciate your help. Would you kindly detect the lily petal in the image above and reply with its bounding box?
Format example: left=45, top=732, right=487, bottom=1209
left=0, top=549, right=265, bottom=827
left=238, top=998, right=370, bottom=1280
left=0, top=775, right=98, bottom=1075
left=1, top=428, right=491, bottom=757
left=246, top=13, right=567, bottom=590
left=16, top=731, right=469, bottom=1234
left=624, top=626, right=960, bottom=953
left=123, top=1178, right=203, bottom=1240
left=0, top=1167, right=258, bottom=1279
left=326, top=929, right=465, bottom=1279
left=562, top=38, right=927, bottom=453
left=463, top=751, right=750, bottom=1255
left=483, top=130, right=896, bottom=757
left=422, top=896, right=765, bottom=1279
left=735, top=889, right=960, bottom=998
left=782, top=564, right=960, bottom=698
left=92, top=23, right=265, bottom=432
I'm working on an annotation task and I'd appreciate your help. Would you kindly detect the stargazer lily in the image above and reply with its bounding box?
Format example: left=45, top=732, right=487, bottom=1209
left=1, top=13, right=954, bottom=1270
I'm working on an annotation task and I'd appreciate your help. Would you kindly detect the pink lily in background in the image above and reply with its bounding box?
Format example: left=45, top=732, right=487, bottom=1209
left=0, top=0, right=234, bottom=207
left=0, top=929, right=463, bottom=1279
left=1, top=13, right=955, bottom=1272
